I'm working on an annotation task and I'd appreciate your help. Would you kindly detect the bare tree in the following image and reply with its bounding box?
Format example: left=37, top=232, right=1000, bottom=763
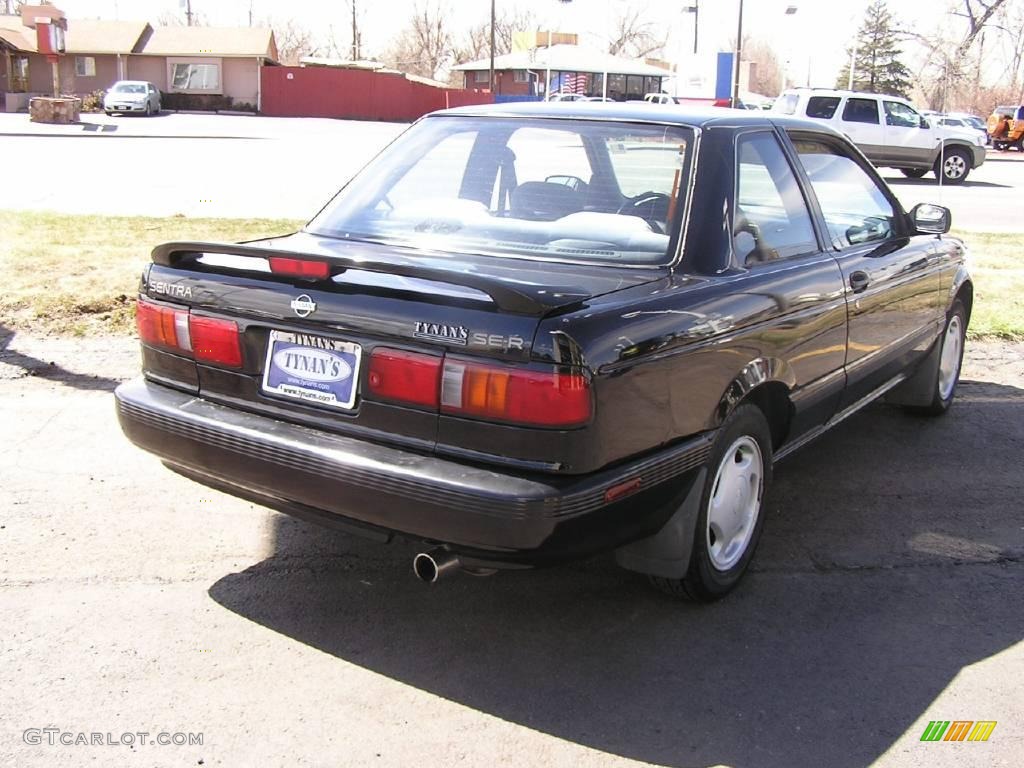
left=607, top=6, right=666, bottom=59
left=269, top=18, right=317, bottom=65
left=453, top=7, right=537, bottom=64
left=383, top=2, right=453, bottom=80
left=903, top=0, right=1013, bottom=110
left=743, top=38, right=785, bottom=95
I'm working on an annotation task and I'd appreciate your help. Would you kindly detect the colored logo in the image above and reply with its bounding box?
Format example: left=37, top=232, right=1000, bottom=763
left=272, top=348, right=352, bottom=383
left=920, top=720, right=997, bottom=742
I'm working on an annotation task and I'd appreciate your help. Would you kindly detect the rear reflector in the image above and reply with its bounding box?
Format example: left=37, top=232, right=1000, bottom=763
left=136, top=298, right=190, bottom=351
left=268, top=257, right=330, bottom=280
left=189, top=316, right=242, bottom=368
left=441, top=361, right=591, bottom=427
left=367, top=348, right=441, bottom=408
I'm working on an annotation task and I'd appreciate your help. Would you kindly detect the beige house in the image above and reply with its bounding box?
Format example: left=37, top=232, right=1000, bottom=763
left=1, top=8, right=277, bottom=112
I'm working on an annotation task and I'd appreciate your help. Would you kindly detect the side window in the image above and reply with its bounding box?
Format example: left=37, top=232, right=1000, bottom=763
left=734, top=132, right=818, bottom=265
left=806, top=96, right=840, bottom=119
left=884, top=101, right=921, bottom=128
left=790, top=137, right=897, bottom=249
left=841, top=98, right=880, bottom=124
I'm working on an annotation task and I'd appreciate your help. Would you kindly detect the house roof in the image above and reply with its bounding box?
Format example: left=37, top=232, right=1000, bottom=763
left=139, top=26, right=277, bottom=61
left=453, top=45, right=671, bottom=79
left=67, top=20, right=149, bottom=54
left=0, top=16, right=37, bottom=52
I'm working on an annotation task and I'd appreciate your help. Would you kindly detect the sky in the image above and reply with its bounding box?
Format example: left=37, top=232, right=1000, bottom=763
left=32, top=0, right=1010, bottom=90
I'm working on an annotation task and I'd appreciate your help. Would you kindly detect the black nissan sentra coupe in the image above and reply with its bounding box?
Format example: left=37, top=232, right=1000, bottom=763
left=115, top=103, right=971, bottom=600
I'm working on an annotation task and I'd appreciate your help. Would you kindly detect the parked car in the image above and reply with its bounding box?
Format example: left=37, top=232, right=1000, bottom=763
left=644, top=93, right=677, bottom=105
left=115, top=103, right=971, bottom=600
left=103, top=80, right=161, bottom=116
left=772, top=88, right=986, bottom=183
left=933, top=114, right=987, bottom=143
left=988, top=105, right=1024, bottom=151
left=985, top=104, right=1019, bottom=138
left=547, top=92, right=587, bottom=102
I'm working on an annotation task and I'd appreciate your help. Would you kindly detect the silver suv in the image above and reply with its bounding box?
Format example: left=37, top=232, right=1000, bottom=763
left=772, top=88, right=986, bottom=184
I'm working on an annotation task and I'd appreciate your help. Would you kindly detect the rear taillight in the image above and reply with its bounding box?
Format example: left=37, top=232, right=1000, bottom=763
left=136, top=298, right=241, bottom=368
left=441, top=361, right=591, bottom=427
left=136, top=298, right=190, bottom=351
left=190, top=316, right=242, bottom=368
left=268, top=257, right=330, bottom=280
left=367, top=348, right=441, bottom=408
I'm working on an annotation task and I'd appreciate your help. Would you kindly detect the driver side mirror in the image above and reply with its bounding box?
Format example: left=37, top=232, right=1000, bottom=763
left=919, top=116, right=930, bottom=129
left=910, top=203, right=951, bottom=234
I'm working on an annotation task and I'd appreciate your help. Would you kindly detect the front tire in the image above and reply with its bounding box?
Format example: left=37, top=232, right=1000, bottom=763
left=935, top=147, right=971, bottom=184
left=908, top=300, right=966, bottom=416
left=649, top=404, right=772, bottom=601
left=901, top=168, right=928, bottom=179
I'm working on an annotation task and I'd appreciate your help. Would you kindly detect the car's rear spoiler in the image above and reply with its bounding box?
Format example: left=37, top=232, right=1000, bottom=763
left=151, top=241, right=558, bottom=316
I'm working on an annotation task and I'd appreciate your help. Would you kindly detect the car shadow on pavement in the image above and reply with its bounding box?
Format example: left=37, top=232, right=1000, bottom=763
left=208, top=378, right=1024, bottom=768
left=0, top=327, right=122, bottom=392
left=884, top=177, right=1011, bottom=189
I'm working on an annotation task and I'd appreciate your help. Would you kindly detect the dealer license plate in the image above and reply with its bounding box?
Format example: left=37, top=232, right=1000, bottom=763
left=260, top=330, right=362, bottom=410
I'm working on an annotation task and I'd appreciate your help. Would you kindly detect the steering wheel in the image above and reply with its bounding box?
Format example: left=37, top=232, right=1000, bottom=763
left=617, top=192, right=672, bottom=233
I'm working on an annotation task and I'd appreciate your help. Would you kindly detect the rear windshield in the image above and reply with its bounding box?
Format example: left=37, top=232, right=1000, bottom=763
left=774, top=93, right=799, bottom=115
left=307, top=116, right=694, bottom=265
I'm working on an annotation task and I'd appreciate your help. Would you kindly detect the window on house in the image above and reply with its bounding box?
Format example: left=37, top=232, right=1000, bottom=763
left=171, top=63, right=220, bottom=91
left=12, top=57, right=29, bottom=92
left=75, top=56, right=96, bottom=77
left=513, top=70, right=528, bottom=83
left=473, top=70, right=489, bottom=83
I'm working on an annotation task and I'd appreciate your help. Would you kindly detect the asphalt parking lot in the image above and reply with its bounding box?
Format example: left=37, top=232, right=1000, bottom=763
left=1, top=112, right=1023, bottom=767
left=0, top=111, right=1022, bottom=227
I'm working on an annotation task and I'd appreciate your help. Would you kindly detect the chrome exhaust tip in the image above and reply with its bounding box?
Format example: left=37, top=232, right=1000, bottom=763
left=412, top=549, right=461, bottom=583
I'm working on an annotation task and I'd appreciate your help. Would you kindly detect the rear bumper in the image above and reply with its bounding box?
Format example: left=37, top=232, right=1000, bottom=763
left=115, top=378, right=711, bottom=566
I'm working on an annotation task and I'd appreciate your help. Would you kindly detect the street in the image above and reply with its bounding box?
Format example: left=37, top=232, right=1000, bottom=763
left=0, top=111, right=1022, bottom=228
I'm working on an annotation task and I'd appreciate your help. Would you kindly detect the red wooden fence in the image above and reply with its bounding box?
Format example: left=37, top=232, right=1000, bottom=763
left=261, top=67, right=493, bottom=121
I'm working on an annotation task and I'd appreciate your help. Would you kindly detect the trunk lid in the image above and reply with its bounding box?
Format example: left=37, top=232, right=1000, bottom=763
left=141, top=232, right=662, bottom=458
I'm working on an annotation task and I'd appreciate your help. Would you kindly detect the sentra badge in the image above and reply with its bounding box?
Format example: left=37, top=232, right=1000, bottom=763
left=290, top=294, right=317, bottom=318
left=149, top=281, right=192, bottom=299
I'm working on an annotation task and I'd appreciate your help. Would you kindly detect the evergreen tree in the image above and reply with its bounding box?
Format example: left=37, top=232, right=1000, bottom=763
left=836, top=0, right=912, bottom=98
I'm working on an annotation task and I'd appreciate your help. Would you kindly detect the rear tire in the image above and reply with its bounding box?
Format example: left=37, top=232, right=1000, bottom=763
left=935, top=147, right=971, bottom=184
left=649, top=404, right=772, bottom=601
left=907, top=300, right=966, bottom=416
left=901, top=168, right=928, bottom=179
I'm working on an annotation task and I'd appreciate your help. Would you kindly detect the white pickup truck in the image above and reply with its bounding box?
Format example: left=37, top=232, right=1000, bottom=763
left=772, top=88, right=986, bottom=184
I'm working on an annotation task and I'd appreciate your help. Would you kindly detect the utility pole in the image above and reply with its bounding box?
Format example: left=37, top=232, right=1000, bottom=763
left=488, top=0, right=495, bottom=93
left=731, top=0, right=743, bottom=108
left=351, top=1, right=359, bottom=60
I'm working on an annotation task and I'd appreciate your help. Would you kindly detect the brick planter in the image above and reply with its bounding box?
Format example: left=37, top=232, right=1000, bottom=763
left=29, top=96, right=82, bottom=124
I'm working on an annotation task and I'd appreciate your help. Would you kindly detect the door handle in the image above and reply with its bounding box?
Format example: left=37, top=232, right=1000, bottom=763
left=849, top=270, right=871, bottom=293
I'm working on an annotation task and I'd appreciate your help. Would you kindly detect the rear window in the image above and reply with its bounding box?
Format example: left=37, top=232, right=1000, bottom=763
left=806, top=96, right=840, bottom=119
left=308, top=116, right=694, bottom=265
left=774, top=93, right=799, bottom=115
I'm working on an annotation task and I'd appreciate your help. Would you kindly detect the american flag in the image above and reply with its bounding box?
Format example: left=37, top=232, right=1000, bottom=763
left=557, top=72, right=588, bottom=94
